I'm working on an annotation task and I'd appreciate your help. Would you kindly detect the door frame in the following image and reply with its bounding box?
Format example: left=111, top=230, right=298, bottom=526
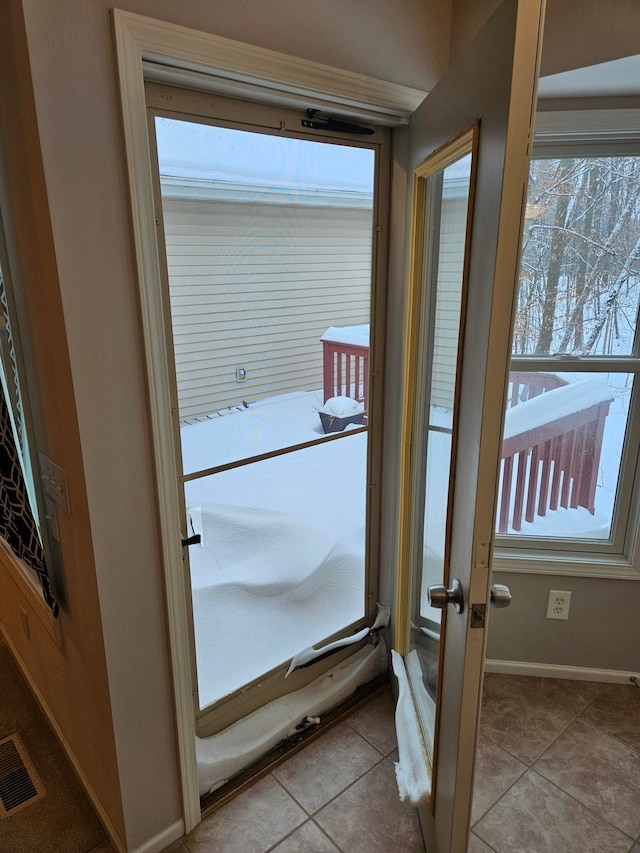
left=145, top=82, right=392, bottom=735
left=112, top=8, right=425, bottom=832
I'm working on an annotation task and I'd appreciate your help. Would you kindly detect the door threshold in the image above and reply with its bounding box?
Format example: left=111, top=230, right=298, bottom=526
left=200, top=673, right=389, bottom=817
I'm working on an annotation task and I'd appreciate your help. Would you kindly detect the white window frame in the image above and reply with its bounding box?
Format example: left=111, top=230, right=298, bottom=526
left=493, top=109, right=640, bottom=580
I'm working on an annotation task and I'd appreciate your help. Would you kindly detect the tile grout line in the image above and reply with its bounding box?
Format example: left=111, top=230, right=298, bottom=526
left=478, top=706, right=576, bottom=768
left=343, top=701, right=398, bottom=756
left=525, top=766, right=638, bottom=845
left=270, top=718, right=392, bottom=810
left=263, top=816, right=348, bottom=853
left=269, top=771, right=311, bottom=817
left=261, top=817, right=312, bottom=853
left=300, top=752, right=391, bottom=820
left=543, top=680, right=609, bottom=718
left=473, top=765, right=636, bottom=850
left=570, top=711, right=640, bottom=756
left=310, top=817, right=348, bottom=853
left=268, top=753, right=392, bottom=853
left=474, top=677, right=640, bottom=851
left=574, top=703, right=640, bottom=759
left=469, top=761, right=528, bottom=830
left=470, top=829, right=501, bottom=853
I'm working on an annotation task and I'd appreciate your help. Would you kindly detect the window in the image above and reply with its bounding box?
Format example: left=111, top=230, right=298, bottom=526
left=495, top=117, right=640, bottom=576
left=0, top=216, right=57, bottom=615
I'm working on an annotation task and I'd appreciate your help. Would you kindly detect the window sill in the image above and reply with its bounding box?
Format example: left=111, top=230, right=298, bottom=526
left=493, top=547, right=640, bottom=581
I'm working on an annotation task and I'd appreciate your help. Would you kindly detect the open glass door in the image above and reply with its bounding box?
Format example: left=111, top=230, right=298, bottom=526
left=393, top=1, right=545, bottom=850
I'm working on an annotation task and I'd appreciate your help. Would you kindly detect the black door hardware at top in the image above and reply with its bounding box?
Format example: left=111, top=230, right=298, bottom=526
left=302, top=109, right=375, bottom=136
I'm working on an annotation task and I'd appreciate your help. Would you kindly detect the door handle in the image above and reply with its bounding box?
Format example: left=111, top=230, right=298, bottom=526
left=427, top=578, right=464, bottom=614
left=490, top=583, right=511, bottom=608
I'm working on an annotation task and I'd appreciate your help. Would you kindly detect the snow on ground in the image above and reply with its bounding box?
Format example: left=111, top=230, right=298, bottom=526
left=180, top=390, right=330, bottom=476
left=182, top=391, right=367, bottom=708
left=181, top=376, right=627, bottom=707
left=500, top=373, right=628, bottom=540
left=196, top=641, right=386, bottom=796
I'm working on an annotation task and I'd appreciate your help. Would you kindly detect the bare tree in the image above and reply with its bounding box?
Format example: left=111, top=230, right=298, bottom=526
left=515, top=155, right=640, bottom=357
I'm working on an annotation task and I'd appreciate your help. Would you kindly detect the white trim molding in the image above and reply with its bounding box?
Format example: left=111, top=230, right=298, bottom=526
left=485, top=658, right=640, bottom=684
left=535, top=108, right=640, bottom=142
left=493, top=551, right=640, bottom=581
left=113, top=10, right=426, bottom=126
left=129, top=820, right=185, bottom=853
left=111, top=8, right=425, bottom=836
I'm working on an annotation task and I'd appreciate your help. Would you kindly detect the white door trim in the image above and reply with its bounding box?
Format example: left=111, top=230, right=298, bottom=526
left=111, top=8, right=425, bottom=833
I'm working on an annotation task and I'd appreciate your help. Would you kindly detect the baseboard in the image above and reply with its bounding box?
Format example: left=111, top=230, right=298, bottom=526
left=485, top=658, right=640, bottom=684
left=0, top=627, right=126, bottom=853
left=129, top=820, right=185, bottom=853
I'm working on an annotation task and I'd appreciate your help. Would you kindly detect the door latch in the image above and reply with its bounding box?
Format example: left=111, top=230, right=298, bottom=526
left=181, top=534, right=201, bottom=547
left=470, top=603, right=486, bottom=628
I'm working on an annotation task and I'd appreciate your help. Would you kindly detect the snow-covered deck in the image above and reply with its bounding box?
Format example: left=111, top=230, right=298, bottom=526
left=499, top=372, right=614, bottom=533
left=181, top=391, right=368, bottom=709
left=321, top=327, right=617, bottom=536
left=180, top=371, right=619, bottom=709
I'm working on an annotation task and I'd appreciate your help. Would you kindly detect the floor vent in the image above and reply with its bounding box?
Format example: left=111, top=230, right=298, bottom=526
left=0, top=734, right=45, bottom=818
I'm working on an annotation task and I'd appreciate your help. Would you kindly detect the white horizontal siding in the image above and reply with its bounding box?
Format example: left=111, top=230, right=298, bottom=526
left=162, top=198, right=372, bottom=419
left=431, top=196, right=467, bottom=410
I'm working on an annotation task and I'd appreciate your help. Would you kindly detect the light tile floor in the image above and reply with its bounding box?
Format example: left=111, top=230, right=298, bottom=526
left=6, top=644, right=640, bottom=853
left=168, top=675, right=640, bottom=853
left=470, top=674, right=640, bottom=853
left=165, top=687, right=425, bottom=853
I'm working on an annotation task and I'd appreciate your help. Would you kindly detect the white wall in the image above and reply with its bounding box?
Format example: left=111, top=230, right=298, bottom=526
left=10, top=1, right=449, bottom=849
left=450, top=0, right=640, bottom=78
left=0, top=2, right=126, bottom=844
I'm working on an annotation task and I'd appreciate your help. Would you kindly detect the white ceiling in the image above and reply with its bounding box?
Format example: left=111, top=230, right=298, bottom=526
left=538, top=54, right=640, bottom=99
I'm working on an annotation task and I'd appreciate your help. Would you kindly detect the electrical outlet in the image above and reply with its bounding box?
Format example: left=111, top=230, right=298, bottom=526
left=38, top=452, right=70, bottom=513
left=546, top=589, right=571, bottom=620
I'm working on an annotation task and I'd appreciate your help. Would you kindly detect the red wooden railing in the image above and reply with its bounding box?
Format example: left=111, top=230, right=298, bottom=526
left=321, top=329, right=613, bottom=535
left=321, top=327, right=369, bottom=412
left=498, top=372, right=613, bottom=533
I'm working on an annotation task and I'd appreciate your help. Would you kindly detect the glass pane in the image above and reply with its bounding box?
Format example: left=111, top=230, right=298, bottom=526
left=154, top=117, right=375, bottom=708
left=515, top=156, right=640, bottom=357
left=184, top=433, right=366, bottom=707
left=155, top=118, right=375, bottom=473
left=497, top=370, right=631, bottom=540
left=503, top=152, right=640, bottom=543
left=407, top=149, right=473, bottom=762
left=0, top=260, right=39, bottom=524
